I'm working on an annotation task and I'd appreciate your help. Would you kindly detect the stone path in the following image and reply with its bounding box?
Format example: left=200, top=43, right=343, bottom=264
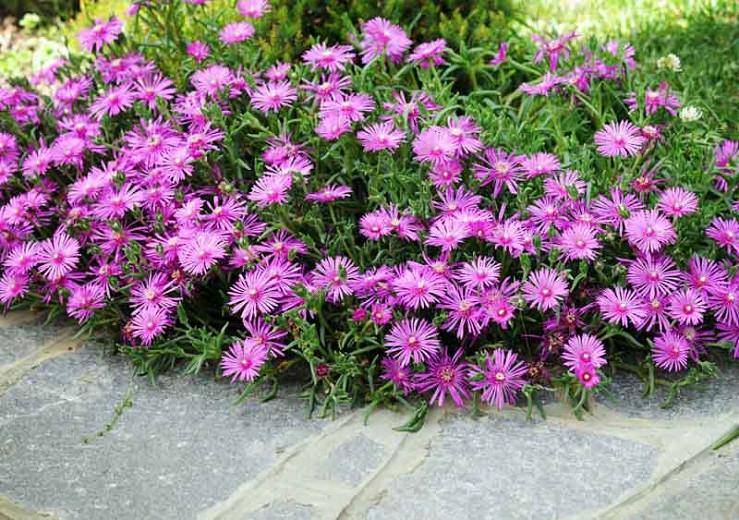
left=1, top=312, right=737, bottom=520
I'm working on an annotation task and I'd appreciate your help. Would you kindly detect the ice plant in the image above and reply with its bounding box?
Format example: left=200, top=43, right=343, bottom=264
left=0, top=4, right=734, bottom=423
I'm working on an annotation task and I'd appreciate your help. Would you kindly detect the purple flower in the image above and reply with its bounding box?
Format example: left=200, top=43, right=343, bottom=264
left=522, top=267, right=569, bottom=311
left=220, top=339, right=269, bottom=382
left=408, top=39, right=447, bottom=68
left=624, top=210, right=676, bottom=254
left=652, top=331, right=690, bottom=371
left=220, top=22, right=255, bottom=45
left=416, top=348, right=470, bottom=408
left=312, top=256, right=360, bottom=303
left=562, top=334, right=607, bottom=372
left=470, top=349, right=528, bottom=409
left=597, top=287, right=647, bottom=327
left=360, top=17, right=412, bottom=64
left=594, top=121, right=645, bottom=157
left=78, top=17, right=123, bottom=53
left=302, top=43, right=356, bottom=72
left=385, top=318, right=441, bottom=366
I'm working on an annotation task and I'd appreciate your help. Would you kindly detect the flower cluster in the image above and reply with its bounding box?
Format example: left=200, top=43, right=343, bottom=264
left=0, top=0, right=736, bottom=416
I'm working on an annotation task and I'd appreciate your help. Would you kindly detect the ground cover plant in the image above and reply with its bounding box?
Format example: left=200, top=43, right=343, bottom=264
left=0, top=0, right=737, bottom=424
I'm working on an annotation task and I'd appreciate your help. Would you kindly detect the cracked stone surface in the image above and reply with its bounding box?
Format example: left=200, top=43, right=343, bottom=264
left=365, top=412, right=660, bottom=520
left=318, top=433, right=385, bottom=485
left=0, top=345, right=328, bottom=520
left=247, top=501, right=314, bottom=520
left=1, top=320, right=738, bottom=520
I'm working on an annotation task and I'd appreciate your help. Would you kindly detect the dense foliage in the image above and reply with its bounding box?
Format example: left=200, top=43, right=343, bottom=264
left=1, top=0, right=737, bottom=422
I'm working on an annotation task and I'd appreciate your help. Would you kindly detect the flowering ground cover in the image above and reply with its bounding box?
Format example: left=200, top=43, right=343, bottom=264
left=0, top=0, right=737, bottom=424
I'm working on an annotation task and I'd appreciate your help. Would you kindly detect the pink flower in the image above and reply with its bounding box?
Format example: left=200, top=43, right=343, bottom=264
left=78, top=17, right=123, bottom=53
left=667, top=289, right=705, bottom=325
left=416, top=348, right=470, bottom=407
left=305, top=184, right=352, bottom=203
left=658, top=187, right=698, bottom=217
left=220, top=22, right=255, bottom=45
left=532, top=31, right=578, bottom=71
left=592, top=189, right=644, bottom=233
left=624, top=210, right=676, bottom=254
left=380, top=357, right=414, bottom=394
left=3, top=242, right=39, bottom=275
left=652, top=331, right=689, bottom=371
left=247, top=173, right=292, bottom=207
left=360, top=17, right=412, bottom=64
left=0, top=273, right=29, bottom=305
left=302, top=43, right=355, bottom=71
left=191, top=65, right=233, bottom=97
left=706, top=217, right=739, bottom=254
left=38, top=231, right=80, bottom=281
left=312, top=256, right=360, bottom=303
left=562, top=334, right=607, bottom=372
left=360, top=210, right=392, bottom=240
left=455, top=257, right=501, bottom=290
left=67, top=283, right=106, bottom=323
left=575, top=364, right=601, bottom=389
left=687, top=256, right=727, bottom=294
left=473, top=148, right=522, bottom=197
left=557, top=223, right=601, bottom=261
left=178, top=232, right=228, bottom=275
left=228, top=269, right=280, bottom=320
left=520, top=152, right=560, bottom=178
left=357, top=122, right=405, bottom=152
left=522, top=267, right=569, bottom=311
left=130, top=307, right=172, bottom=346
left=394, top=265, right=447, bottom=310
left=220, top=339, right=269, bottom=382
left=489, top=41, right=508, bottom=66
left=251, top=81, right=297, bottom=112
left=186, top=41, right=210, bottom=62
left=236, top=0, right=270, bottom=18
left=90, top=84, right=136, bottom=120
left=470, top=349, right=528, bottom=409
left=438, top=284, right=483, bottom=338
left=426, top=217, right=470, bottom=252
left=408, top=39, right=447, bottom=68
left=315, top=114, right=351, bottom=141
left=594, top=121, right=645, bottom=157
left=626, top=255, right=681, bottom=299
left=597, top=287, right=647, bottom=327
left=385, top=318, right=441, bottom=366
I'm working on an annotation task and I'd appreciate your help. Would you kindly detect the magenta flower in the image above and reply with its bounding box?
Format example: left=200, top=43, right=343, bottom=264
left=130, top=273, right=179, bottom=314
left=186, top=41, right=209, bottom=62
left=470, top=349, right=528, bottom=409
left=220, top=22, right=255, bottom=45
left=360, top=17, right=412, bottom=64
left=408, top=39, right=447, bottom=68
left=520, top=152, right=560, bottom=178
left=658, top=187, right=698, bottom=218
left=357, top=122, right=405, bottom=152
left=394, top=265, right=447, bottom=310
left=3, top=242, right=39, bottom=275
left=130, top=307, right=172, bottom=346
left=707, top=278, right=739, bottom=325
left=667, top=288, right=705, bottom=325
left=416, top=348, right=470, bottom=408
left=380, top=357, right=414, bottom=394
left=360, top=210, right=392, bottom=240
left=78, top=17, right=123, bottom=53
left=532, top=31, right=578, bottom=71
left=302, top=43, right=355, bottom=71
left=305, top=184, right=352, bottom=203
left=652, top=331, right=689, bottom=371
left=251, top=81, right=297, bottom=113
left=315, top=114, right=352, bottom=141
left=67, top=283, right=106, bottom=323
left=687, top=256, right=727, bottom=294
left=220, top=339, right=269, bottom=382
left=178, top=232, right=228, bottom=275
left=38, top=231, right=80, bottom=281
left=626, top=255, right=681, bottom=299
left=0, top=273, right=29, bottom=305
left=591, top=189, right=644, bottom=233
left=312, top=256, right=360, bottom=303
left=455, top=257, right=501, bottom=290
left=385, top=318, right=441, bottom=366
left=247, top=173, right=292, bottom=207
left=489, top=41, right=508, bottom=66
left=523, top=267, right=569, bottom=311
left=706, top=217, right=739, bottom=254
left=473, top=148, right=522, bottom=197
left=594, top=121, right=645, bottom=157
left=562, top=334, right=607, bottom=372
left=229, top=269, right=280, bottom=320
left=90, top=84, right=136, bottom=120
left=597, top=287, right=647, bottom=327
left=575, top=364, right=601, bottom=389
left=557, top=223, right=601, bottom=261
left=236, top=0, right=270, bottom=18
left=191, top=64, right=233, bottom=96
left=624, top=210, right=676, bottom=254
left=438, top=284, right=484, bottom=338
left=425, top=217, right=469, bottom=252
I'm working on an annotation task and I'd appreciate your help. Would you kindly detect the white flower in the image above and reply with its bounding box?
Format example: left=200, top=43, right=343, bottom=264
left=656, top=53, right=682, bottom=72
left=679, top=106, right=703, bottom=122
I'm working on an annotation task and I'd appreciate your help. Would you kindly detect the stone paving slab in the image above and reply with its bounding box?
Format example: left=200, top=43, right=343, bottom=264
left=0, top=319, right=737, bottom=520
